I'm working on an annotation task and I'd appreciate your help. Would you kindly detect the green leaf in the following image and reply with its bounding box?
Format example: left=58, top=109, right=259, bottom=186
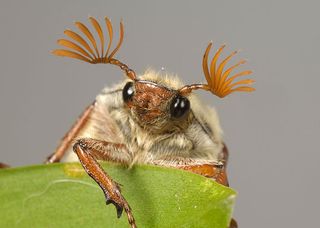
left=0, top=162, right=236, bottom=228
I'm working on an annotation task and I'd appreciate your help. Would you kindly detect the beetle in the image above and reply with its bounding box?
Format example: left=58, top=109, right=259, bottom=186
left=47, top=17, right=254, bottom=228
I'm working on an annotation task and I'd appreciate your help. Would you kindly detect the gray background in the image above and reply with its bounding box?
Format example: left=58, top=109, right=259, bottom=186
left=1, top=0, right=319, bottom=227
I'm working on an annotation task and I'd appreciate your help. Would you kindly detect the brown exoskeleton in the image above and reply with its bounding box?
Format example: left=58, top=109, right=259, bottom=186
left=47, top=17, right=254, bottom=228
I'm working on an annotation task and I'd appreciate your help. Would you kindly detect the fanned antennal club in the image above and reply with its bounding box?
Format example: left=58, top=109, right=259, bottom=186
left=179, top=42, right=255, bottom=98
left=52, top=17, right=136, bottom=80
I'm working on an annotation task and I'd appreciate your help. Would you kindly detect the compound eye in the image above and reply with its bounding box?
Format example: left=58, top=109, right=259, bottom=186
left=170, top=95, right=190, bottom=119
left=123, top=82, right=135, bottom=102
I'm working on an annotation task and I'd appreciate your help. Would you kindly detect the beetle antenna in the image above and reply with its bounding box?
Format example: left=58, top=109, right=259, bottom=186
left=179, top=42, right=255, bottom=98
left=52, top=17, right=136, bottom=80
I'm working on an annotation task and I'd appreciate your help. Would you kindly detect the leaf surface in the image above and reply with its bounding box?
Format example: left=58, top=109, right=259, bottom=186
left=0, top=162, right=236, bottom=228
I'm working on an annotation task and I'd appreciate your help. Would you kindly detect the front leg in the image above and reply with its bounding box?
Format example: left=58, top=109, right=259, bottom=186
left=73, top=138, right=136, bottom=228
left=152, top=158, right=228, bottom=186
left=46, top=103, right=95, bottom=163
left=0, top=162, right=9, bottom=168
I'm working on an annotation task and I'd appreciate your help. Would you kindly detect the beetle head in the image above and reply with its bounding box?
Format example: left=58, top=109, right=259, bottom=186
left=122, top=80, right=191, bottom=133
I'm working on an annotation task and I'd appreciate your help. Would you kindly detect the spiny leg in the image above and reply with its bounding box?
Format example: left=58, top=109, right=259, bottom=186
left=46, top=103, right=95, bottom=163
left=218, top=143, right=231, bottom=186
left=0, top=162, right=9, bottom=169
left=73, top=138, right=136, bottom=228
left=179, top=162, right=229, bottom=187
left=230, top=218, right=238, bottom=228
left=77, top=138, right=132, bottom=163
left=151, top=158, right=228, bottom=186
left=220, top=144, right=238, bottom=228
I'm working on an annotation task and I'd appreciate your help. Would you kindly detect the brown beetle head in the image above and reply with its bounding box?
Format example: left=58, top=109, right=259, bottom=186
left=122, top=80, right=191, bottom=133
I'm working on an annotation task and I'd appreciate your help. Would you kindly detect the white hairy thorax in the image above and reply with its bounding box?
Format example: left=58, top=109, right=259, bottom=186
left=61, top=70, right=224, bottom=166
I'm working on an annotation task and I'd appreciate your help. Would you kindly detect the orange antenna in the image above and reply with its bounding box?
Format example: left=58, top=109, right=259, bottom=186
left=179, top=42, right=255, bottom=98
left=52, top=17, right=136, bottom=80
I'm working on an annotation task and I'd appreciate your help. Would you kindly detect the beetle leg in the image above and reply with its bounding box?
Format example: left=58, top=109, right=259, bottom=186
left=46, top=103, right=95, bottom=163
left=219, top=143, right=230, bottom=167
left=0, top=162, right=9, bottom=168
left=73, top=138, right=136, bottom=228
left=178, top=162, right=229, bottom=187
left=152, top=158, right=228, bottom=186
left=230, top=218, right=238, bottom=228
left=75, top=138, right=133, bottom=163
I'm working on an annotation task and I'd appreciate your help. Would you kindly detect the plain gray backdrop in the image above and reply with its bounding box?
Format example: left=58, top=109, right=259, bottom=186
left=1, top=0, right=319, bottom=227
